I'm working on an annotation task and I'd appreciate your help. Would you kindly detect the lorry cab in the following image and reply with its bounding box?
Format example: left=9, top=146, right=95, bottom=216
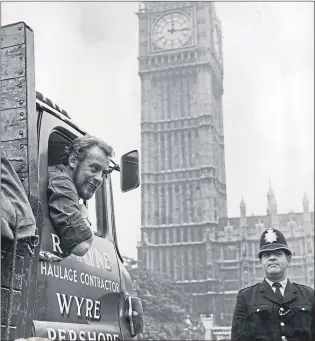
left=33, top=94, right=142, bottom=341
left=1, top=22, right=143, bottom=341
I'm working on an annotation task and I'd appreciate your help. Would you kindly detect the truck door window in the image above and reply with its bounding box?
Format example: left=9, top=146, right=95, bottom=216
left=105, top=176, right=113, bottom=231
left=79, top=195, right=98, bottom=235
left=48, top=130, right=106, bottom=237
left=48, top=130, right=72, bottom=166
left=86, top=196, right=97, bottom=233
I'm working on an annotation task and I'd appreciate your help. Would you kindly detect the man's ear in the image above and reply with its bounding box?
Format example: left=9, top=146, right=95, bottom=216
left=287, top=254, right=292, bottom=265
left=68, top=154, right=78, bottom=169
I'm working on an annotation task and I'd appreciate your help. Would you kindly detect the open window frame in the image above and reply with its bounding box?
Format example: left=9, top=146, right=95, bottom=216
left=47, top=128, right=108, bottom=238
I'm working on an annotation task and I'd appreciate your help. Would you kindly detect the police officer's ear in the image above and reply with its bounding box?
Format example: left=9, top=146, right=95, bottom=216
left=286, top=254, right=292, bottom=265
left=69, top=153, right=79, bottom=170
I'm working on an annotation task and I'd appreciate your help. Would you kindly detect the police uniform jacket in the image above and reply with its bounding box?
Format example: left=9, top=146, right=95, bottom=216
left=231, top=279, right=314, bottom=341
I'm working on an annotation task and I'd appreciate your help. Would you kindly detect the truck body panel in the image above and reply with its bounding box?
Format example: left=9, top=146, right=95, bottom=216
left=1, top=22, right=40, bottom=341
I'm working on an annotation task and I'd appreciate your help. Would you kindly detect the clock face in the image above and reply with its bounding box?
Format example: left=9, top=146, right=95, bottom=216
left=152, top=12, right=192, bottom=50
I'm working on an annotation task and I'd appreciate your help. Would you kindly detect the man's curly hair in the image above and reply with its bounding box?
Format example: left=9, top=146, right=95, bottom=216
left=62, top=135, right=114, bottom=165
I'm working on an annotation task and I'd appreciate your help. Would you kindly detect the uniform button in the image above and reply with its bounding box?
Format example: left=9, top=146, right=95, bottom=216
left=281, top=337, right=287, bottom=341
left=280, top=307, right=284, bottom=311
left=257, top=309, right=260, bottom=312
left=302, top=308, right=305, bottom=311
left=280, top=322, right=285, bottom=326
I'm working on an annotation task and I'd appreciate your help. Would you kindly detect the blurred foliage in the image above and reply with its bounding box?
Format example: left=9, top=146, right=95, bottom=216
left=123, top=257, right=205, bottom=340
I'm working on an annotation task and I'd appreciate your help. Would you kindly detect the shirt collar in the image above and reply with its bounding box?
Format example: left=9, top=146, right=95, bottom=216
left=265, top=277, right=288, bottom=290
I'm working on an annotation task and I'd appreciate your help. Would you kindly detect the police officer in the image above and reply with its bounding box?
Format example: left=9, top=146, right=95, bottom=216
left=231, top=228, right=314, bottom=341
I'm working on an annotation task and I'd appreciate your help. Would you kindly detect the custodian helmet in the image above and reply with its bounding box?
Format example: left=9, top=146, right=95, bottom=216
left=258, top=228, right=292, bottom=258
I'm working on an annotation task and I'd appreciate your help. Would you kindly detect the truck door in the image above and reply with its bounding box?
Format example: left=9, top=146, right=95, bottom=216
left=33, top=105, right=123, bottom=341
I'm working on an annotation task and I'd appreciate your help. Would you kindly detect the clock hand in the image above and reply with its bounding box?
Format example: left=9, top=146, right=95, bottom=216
left=175, top=27, right=188, bottom=31
left=168, top=27, right=188, bottom=32
left=171, top=17, right=175, bottom=33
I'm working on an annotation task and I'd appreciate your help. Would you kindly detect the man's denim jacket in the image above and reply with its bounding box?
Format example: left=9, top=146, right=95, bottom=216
left=47, top=164, right=92, bottom=257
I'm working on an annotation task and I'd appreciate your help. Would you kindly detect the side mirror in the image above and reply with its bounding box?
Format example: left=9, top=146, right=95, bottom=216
left=120, top=150, right=139, bottom=193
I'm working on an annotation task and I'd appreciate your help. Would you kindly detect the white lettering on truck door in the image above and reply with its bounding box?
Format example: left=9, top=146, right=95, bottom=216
left=56, top=293, right=73, bottom=316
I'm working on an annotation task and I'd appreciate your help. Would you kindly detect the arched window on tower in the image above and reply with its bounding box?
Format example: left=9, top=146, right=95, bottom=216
left=155, top=230, right=160, bottom=245
left=161, top=186, right=166, bottom=225
left=176, top=228, right=181, bottom=243
left=296, top=239, right=301, bottom=256
left=224, top=245, right=237, bottom=260
left=161, top=229, right=166, bottom=244
left=198, top=227, right=204, bottom=241
left=183, top=227, right=188, bottom=242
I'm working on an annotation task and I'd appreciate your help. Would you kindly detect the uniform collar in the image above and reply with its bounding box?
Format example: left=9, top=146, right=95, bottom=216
left=265, top=277, right=288, bottom=290
left=261, top=278, right=297, bottom=305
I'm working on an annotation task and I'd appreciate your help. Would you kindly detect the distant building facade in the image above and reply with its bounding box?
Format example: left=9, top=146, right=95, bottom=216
left=137, top=0, right=314, bottom=328
left=139, top=186, right=314, bottom=326
left=204, top=190, right=314, bottom=326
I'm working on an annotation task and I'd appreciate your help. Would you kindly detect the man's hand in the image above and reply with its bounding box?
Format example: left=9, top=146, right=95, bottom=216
left=71, top=203, right=94, bottom=256
left=72, top=235, right=94, bottom=256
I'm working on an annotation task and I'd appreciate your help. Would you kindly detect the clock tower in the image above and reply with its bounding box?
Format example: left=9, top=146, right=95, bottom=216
left=137, top=1, right=227, bottom=317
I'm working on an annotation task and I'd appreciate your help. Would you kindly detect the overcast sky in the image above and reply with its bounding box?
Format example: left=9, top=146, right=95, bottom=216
left=2, top=1, right=313, bottom=259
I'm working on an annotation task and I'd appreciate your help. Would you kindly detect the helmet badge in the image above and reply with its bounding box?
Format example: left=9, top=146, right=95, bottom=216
left=264, top=229, right=278, bottom=244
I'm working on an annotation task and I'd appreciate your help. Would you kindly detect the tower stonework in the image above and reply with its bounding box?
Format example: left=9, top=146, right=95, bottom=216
left=137, top=0, right=228, bottom=318
left=137, top=1, right=314, bottom=329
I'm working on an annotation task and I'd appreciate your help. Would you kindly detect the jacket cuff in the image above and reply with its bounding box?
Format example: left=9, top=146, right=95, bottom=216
left=60, top=224, right=93, bottom=257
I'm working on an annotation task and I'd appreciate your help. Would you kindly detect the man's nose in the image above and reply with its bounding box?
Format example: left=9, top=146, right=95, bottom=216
left=94, top=172, right=103, bottom=183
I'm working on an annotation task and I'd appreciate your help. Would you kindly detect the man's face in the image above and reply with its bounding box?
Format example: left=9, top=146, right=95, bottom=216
left=72, top=145, right=110, bottom=200
left=260, top=249, right=291, bottom=279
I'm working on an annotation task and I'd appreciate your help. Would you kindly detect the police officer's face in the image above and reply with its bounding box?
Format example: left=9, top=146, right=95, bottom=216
left=72, top=145, right=110, bottom=200
left=260, top=250, right=291, bottom=279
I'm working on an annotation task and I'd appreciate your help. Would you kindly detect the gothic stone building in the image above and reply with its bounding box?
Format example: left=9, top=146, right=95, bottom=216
left=208, top=190, right=314, bottom=326
left=137, top=1, right=314, bottom=326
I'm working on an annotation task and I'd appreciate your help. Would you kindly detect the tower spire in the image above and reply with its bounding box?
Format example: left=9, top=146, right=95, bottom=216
left=267, top=181, right=278, bottom=227
left=240, top=197, right=246, bottom=218
left=303, top=192, right=310, bottom=213
left=267, top=178, right=274, bottom=198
